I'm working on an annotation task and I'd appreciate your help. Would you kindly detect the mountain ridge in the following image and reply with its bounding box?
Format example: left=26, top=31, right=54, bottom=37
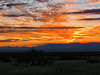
left=0, top=43, right=100, bottom=52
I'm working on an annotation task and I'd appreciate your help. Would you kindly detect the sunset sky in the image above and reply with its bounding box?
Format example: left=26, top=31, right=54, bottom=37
left=0, top=0, right=100, bottom=47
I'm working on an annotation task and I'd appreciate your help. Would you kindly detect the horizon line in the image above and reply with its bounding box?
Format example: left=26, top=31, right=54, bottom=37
left=0, top=42, right=100, bottom=47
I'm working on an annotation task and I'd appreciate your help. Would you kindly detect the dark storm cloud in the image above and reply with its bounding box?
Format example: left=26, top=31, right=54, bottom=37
left=63, top=9, right=100, bottom=14
left=0, top=39, right=19, bottom=42
left=79, top=18, right=100, bottom=21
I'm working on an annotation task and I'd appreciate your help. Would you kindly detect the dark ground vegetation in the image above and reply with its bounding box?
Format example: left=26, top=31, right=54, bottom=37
left=0, top=48, right=100, bottom=75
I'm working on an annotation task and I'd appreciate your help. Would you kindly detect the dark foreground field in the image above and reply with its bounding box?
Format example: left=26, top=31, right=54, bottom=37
left=1, top=49, right=100, bottom=75
left=1, top=60, right=100, bottom=75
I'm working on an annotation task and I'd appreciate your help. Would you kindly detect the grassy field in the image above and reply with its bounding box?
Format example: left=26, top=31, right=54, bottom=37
left=0, top=60, right=100, bottom=75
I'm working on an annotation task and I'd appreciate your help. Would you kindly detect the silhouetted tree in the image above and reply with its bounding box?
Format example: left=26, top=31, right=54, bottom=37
left=15, top=48, right=55, bottom=66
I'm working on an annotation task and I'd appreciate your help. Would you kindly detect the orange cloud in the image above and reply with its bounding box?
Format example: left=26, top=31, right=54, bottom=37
left=0, top=24, right=84, bottom=47
left=73, top=25, right=100, bottom=43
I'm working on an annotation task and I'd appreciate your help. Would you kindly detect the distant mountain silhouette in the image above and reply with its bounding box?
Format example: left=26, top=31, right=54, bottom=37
left=0, top=46, right=30, bottom=52
left=35, top=43, right=100, bottom=52
left=0, top=43, right=100, bottom=52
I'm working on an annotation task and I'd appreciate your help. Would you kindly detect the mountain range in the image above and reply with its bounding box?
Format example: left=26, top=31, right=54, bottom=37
left=0, top=43, right=100, bottom=52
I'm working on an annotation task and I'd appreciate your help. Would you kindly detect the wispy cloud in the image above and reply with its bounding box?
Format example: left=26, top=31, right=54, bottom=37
left=0, top=26, right=84, bottom=29
left=63, top=9, right=100, bottom=14
left=1, top=14, right=29, bottom=17
left=79, top=18, right=100, bottom=21
left=0, top=39, right=19, bottom=42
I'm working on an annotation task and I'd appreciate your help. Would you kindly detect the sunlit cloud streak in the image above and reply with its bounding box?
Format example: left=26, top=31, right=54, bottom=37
left=73, top=25, right=100, bottom=43
left=79, top=18, right=100, bottom=21
left=0, top=24, right=84, bottom=47
left=0, top=39, right=19, bottom=42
